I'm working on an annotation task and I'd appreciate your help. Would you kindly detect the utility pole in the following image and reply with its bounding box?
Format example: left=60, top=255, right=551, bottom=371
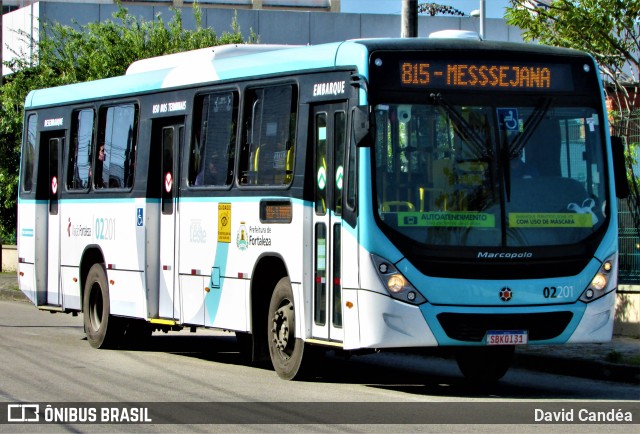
left=478, top=0, right=485, bottom=40
left=471, top=0, right=486, bottom=39
left=401, top=0, right=418, bottom=38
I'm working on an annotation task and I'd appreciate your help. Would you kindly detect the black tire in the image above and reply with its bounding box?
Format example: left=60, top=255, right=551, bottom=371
left=455, top=346, right=515, bottom=385
left=83, top=263, right=123, bottom=349
left=267, top=277, right=312, bottom=380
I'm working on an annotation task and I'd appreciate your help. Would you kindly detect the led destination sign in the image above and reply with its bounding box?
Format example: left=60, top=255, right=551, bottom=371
left=399, top=61, right=573, bottom=92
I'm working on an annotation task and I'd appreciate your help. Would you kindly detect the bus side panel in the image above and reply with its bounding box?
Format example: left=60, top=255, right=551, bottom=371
left=16, top=200, right=38, bottom=305
left=219, top=200, right=305, bottom=334
left=178, top=199, right=221, bottom=327
left=180, top=275, right=205, bottom=325
left=177, top=198, right=251, bottom=331
left=107, top=199, right=151, bottom=319
left=177, top=198, right=305, bottom=332
left=63, top=199, right=149, bottom=319
left=340, top=224, right=360, bottom=348
left=107, top=270, right=147, bottom=318
left=60, top=265, right=81, bottom=310
left=59, top=201, right=94, bottom=310
left=206, top=277, right=248, bottom=331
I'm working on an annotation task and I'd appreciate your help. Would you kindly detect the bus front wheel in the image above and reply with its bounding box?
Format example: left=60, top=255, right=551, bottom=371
left=83, top=263, right=122, bottom=349
left=267, top=277, right=311, bottom=380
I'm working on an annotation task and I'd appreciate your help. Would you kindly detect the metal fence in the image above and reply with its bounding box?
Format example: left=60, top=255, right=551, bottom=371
left=613, top=112, right=640, bottom=284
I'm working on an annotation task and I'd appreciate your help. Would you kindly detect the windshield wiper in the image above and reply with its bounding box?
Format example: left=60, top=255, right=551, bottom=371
left=507, top=97, right=554, bottom=159
left=430, top=93, right=492, bottom=160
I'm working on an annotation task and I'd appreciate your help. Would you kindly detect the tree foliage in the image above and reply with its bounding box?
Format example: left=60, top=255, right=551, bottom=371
left=0, top=3, right=253, bottom=243
left=506, top=0, right=640, bottom=232
left=418, top=3, right=466, bottom=16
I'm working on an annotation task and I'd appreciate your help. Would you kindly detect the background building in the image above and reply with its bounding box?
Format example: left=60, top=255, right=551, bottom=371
left=2, top=0, right=523, bottom=76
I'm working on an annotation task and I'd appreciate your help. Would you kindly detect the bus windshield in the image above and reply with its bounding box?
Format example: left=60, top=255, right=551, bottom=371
left=373, top=97, right=608, bottom=248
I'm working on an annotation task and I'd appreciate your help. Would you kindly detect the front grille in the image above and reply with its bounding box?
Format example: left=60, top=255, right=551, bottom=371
left=437, top=312, right=573, bottom=342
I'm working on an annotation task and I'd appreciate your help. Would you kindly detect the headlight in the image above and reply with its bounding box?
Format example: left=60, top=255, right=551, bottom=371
left=371, top=254, right=427, bottom=305
left=579, top=255, right=617, bottom=303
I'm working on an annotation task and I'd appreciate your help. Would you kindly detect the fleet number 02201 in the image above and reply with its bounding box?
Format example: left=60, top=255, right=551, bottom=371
left=543, top=285, right=574, bottom=299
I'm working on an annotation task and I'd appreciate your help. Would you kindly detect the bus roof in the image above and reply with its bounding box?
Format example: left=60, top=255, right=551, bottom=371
left=25, top=41, right=351, bottom=109
left=24, top=38, right=588, bottom=110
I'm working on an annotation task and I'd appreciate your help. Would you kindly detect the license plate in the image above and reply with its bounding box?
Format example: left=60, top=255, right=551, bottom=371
left=486, top=330, right=528, bottom=346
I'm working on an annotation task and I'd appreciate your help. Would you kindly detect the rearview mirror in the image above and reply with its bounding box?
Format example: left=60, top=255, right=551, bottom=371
left=352, top=105, right=372, bottom=147
left=611, top=136, right=629, bottom=199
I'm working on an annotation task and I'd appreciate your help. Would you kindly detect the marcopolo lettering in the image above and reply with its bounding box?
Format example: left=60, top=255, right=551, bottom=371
left=313, top=81, right=346, bottom=97
left=477, top=251, right=533, bottom=259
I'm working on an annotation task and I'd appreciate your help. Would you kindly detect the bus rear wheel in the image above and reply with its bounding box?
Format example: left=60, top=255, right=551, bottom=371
left=267, top=277, right=311, bottom=380
left=83, top=263, right=123, bottom=349
left=455, top=346, right=514, bottom=385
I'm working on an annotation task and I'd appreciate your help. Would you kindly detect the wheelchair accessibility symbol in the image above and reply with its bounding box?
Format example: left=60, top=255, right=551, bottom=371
left=497, top=108, right=520, bottom=132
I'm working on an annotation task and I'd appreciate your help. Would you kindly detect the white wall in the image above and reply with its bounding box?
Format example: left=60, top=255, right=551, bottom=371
left=3, top=2, right=39, bottom=76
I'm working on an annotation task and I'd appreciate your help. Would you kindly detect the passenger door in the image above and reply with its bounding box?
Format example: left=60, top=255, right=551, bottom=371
left=311, top=103, right=347, bottom=342
left=158, top=121, right=184, bottom=320
left=46, top=136, right=64, bottom=306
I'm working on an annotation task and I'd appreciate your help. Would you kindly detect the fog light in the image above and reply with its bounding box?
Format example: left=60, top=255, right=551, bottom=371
left=585, top=289, right=594, bottom=299
left=407, top=291, right=416, bottom=301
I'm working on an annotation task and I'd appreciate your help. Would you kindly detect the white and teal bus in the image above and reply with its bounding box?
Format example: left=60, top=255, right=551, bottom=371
left=17, top=37, right=629, bottom=382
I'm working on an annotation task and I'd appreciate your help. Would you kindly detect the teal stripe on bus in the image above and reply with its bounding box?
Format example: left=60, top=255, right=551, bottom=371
left=206, top=241, right=228, bottom=325
left=25, top=69, right=171, bottom=109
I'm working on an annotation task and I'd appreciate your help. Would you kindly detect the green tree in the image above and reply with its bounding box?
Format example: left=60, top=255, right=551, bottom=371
left=506, top=0, right=640, bottom=233
left=418, top=3, right=465, bottom=16
left=0, top=2, right=254, bottom=243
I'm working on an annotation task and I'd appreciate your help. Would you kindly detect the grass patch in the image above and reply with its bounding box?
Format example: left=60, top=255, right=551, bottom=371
left=606, top=350, right=640, bottom=366
left=624, top=354, right=640, bottom=366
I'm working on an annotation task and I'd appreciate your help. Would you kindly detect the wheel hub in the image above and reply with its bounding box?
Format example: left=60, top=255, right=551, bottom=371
left=271, top=302, right=294, bottom=359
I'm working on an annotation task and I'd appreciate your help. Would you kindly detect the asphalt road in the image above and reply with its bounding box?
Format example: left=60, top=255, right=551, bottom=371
left=0, top=300, right=638, bottom=432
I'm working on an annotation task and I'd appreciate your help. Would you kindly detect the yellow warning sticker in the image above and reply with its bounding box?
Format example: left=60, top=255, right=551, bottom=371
left=508, top=212, right=592, bottom=228
left=218, top=203, right=231, bottom=243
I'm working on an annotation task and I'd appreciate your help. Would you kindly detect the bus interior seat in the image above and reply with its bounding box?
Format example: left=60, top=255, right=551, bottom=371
left=381, top=201, right=415, bottom=212
left=528, top=119, right=561, bottom=177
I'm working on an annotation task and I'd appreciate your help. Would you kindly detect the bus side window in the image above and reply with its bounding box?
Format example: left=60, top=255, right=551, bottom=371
left=67, top=109, right=94, bottom=190
left=21, top=114, right=37, bottom=193
left=239, top=84, right=297, bottom=187
left=95, top=104, right=138, bottom=190
left=190, top=91, right=237, bottom=187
